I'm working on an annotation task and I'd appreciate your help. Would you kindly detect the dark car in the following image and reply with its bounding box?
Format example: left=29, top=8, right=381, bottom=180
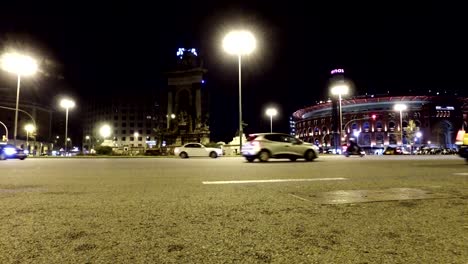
left=0, top=144, right=27, bottom=160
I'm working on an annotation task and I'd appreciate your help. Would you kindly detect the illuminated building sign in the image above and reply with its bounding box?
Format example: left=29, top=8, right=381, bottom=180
left=177, top=48, right=198, bottom=59
left=331, top=69, right=344, bottom=75
left=435, top=106, right=455, bottom=110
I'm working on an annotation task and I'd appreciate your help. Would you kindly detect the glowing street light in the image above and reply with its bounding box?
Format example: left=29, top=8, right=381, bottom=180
left=223, top=30, right=256, bottom=152
left=24, top=124, right=35, bottom=149
left=394, top=103, right=407, bottom=145
left=99, top=124, right=111, bottom=139
left=1, top=52, right=38, bottom=146
left=134, top=132, right=139, bottom=141
left=265, top=108, right=278, bottom=133
left=60, top=98, right=75, bottom=153
left=331, top=84, right=349, bottom=151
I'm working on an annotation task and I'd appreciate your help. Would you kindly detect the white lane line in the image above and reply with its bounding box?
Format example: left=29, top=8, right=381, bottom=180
left=289, top=194, right=311, bottom=202
left=202, top=178, right=347, bottom=185
left=453, top=172, right=468, bottom=176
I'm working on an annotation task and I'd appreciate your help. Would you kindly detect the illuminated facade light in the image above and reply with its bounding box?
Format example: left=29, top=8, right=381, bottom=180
left=330, top=69, right=344, bottom=75
left=176, top=48, right=198, bottom=59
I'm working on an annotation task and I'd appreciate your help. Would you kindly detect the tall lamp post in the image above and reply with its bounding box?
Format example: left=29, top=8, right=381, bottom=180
left=1, top=52, right=38, bottom=146
left=331, top=84, right=349, bottom=152
left=394, top=103, right=407, bottom=145
left=223, top=30, right=256, bottom=152
left=60, top=98, right=75, bottom=153
left=265, top=108, right=277, bottom=133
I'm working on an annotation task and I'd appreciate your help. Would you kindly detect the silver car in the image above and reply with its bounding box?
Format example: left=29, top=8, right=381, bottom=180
left=241, top=133, right=319, bottom=162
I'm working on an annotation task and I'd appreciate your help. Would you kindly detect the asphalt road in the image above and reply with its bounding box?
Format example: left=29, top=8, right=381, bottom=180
left=0, top=155, right=467, bottom=263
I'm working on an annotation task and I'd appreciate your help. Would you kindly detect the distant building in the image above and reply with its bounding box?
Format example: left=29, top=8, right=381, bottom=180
left=293, top=95, right=468, bottom=149
left=82, top=95, right=164, bottom=150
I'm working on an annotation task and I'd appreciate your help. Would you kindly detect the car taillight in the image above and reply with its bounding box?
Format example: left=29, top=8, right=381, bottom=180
left=251, top=141, right=260, bottom=147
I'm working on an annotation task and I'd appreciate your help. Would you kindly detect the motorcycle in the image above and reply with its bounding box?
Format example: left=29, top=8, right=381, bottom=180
left=344, top=146, right=366, bottom=157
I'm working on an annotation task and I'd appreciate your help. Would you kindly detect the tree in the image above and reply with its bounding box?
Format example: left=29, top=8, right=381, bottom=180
left=405, top=120, right=417, bottom=144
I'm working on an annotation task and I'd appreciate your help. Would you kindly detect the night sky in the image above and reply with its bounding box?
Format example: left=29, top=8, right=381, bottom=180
left=0, top=1, right=465, bottom=143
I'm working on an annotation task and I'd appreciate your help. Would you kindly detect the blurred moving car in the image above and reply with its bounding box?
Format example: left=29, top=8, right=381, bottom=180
left=456, top=130, right=468, bottom=162
left=0, top=144, right=27, bottom=160
left=174, top=143, right=223, bottom=159
left=383, top=146, right=410, bottom=155
left=241, top=133, right=319, bottom=162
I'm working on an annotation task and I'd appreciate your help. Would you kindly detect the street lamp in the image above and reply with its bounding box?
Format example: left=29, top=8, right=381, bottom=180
left=99, top=124, right=111, bottom=139
left=1, top=52, right=38, bottom=146
left=265, top=108, right=277, bottom=133
left=394, top=103, right=407, bottom=145
left=60, top=98, right=75, bottom=153
left=223, top=30, right=256, bottom=152
left=24, top=123, right=35, bottom=150
left=134, top=132, right=139, bottom=141
left=331, top=84, right=349, bottom=151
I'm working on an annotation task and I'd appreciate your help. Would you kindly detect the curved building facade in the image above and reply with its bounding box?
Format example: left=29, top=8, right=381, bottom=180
left=292, top=95, right=468, bottom=149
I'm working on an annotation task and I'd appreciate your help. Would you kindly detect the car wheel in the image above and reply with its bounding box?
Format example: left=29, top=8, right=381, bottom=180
left=259, top=150, right=270, bottom=162
left=289, top=157, right=297, bottom=162
left=20, top=157, right=26, bottom=160
left=304, top=150, right=316, bottom=161
left=0, top=153, right=6, bottom=160
left=246, top=157, right=255, bottom=162
left=209, top=151, right=218, bottom=158
left=179, top=152, right=188, bottom=159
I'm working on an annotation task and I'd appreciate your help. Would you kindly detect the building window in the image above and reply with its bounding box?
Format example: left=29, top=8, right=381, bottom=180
left=130, top=130, right=134, bottom=134
left=129, top=116, right=135, bottom=120
left=138, top=137, right=142, bottom=141
left=122, top=130, right=126, bottom=134
left=388, top=121, right=396, bottom=131
left=130, top=123, right=135, bottom=127
left=130, top=137, right=134, bottom=141
left=146, top=130, right=151, bottom=134
left=363, top=122, right=370, bottom=132
left=138, top=123, right=143, bottom=127
left=122, top=137, right=126, bottom=141
left=122, top=123, right=127, bottom=127
left=114, top=116, right=118, bottom=120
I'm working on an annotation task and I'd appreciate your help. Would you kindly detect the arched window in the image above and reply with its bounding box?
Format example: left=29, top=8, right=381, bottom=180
left=363, top=122, right=370, bottom=132
left=376, top=121, right=383, bottom=131
left=351, top=123, right=358, bottom=130
left=322, top=126, right=328, bottom=134
left=402, top=121, right=408, bottom=128
left=415, top=120, right=421, bottom=127
left=389, top=121, right=396, bottom=131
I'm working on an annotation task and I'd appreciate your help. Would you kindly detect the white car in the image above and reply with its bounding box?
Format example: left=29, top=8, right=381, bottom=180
left=174, top=143, right=223, bottom=159
left=242, top=133, right=319, bottom=162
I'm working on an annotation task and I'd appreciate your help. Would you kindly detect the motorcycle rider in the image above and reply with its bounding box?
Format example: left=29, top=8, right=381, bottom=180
left=348, top=138, right=360, bottom=153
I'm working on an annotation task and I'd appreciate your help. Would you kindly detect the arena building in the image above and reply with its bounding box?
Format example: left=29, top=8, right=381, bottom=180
left=292, top=95, right=468, bottom=150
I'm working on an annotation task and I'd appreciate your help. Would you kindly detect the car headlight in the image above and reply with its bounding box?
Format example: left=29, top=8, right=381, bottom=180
left=4, top=147, right=17, bottom=155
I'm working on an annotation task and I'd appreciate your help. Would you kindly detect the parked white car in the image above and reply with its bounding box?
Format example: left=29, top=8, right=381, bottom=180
left=174, top=143, right=223, bottom=159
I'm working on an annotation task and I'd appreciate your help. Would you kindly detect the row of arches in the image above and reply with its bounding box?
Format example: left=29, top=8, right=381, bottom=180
left=296, top=120, right=422, bottom=138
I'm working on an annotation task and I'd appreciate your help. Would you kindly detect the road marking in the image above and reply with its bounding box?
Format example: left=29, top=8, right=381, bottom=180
left=202, top=178, right=347, bottom=185
left=289, top=194, right=311, bottom=202
left=453, top=172, right=468, bottom=176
